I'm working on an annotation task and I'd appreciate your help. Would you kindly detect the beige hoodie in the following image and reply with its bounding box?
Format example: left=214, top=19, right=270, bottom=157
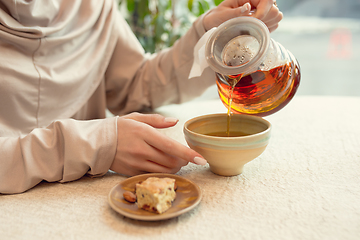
left=0, top=0, right=215, bottom=194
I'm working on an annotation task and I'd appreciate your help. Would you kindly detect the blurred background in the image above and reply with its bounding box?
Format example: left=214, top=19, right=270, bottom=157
left=118, top=0, right=360, bottom=97
left=271, top=0, right=360, bottom=96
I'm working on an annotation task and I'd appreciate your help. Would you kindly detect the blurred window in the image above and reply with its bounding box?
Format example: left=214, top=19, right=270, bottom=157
left=274, top=0, right=360, bottom=96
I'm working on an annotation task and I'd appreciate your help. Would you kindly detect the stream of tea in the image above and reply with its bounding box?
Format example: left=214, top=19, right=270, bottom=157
left=221, top=35, right=257, bottom=137
left=225, top=73, right=243, bottom=136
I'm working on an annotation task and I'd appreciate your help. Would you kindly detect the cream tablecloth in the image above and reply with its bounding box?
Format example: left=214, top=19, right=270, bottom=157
left=1, top=96, right=360, bottom=240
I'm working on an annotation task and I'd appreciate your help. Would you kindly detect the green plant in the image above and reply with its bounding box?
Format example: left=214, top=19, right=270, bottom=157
left=118, top=0, right=222, bottom=53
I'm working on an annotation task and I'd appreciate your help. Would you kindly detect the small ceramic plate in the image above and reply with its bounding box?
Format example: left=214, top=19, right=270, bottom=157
left=108, top=173, right=202, bottom=221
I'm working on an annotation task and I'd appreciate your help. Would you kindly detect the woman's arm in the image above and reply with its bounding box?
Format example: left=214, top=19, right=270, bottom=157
left=0, top=117, right=118, bottom=194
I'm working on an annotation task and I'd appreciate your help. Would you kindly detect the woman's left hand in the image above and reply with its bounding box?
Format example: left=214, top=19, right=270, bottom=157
left=203, top=0, right=283, bottom=32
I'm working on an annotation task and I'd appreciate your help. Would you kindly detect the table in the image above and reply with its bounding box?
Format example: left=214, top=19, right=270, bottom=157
left=1, top=96, right=360, bottom=240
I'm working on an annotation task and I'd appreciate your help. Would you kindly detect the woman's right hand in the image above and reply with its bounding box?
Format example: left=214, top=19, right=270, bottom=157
left=110, top=113, right=207, bottom=176
left=203, top=0, right=283, bottom=32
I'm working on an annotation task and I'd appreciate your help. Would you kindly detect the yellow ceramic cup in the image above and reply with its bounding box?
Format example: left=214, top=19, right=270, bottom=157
left=184, top=113, right=271, bottom=176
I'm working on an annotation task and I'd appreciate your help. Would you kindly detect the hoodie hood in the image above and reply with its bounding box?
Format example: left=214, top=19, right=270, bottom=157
left=0, top=0, right=81, bottom=38
left=1, top=0, right=60, bottom=27
left=0, top=0, right=118, bottom=132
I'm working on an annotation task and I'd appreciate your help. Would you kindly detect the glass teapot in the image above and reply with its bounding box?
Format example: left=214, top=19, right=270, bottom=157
left=205, top=17, right=301, bottom=116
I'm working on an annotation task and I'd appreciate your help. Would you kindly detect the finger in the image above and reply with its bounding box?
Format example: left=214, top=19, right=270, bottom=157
left=111, top=143, right=181, bottom=175
left=234, top=2, right=252, bottom=16
left=261, top=5, right=282, bottom=23
left=149, top=150, right=189, bottom=169
left=263, top=11, right=283, bottom=26
left=214, top=3, right=251, bottom=26
left=143, top=126, right=207, bottom=166
left=267, top=23, right=279, bottom=33
left=120, top=141, right=186, bottom=173
left=139, top=159, right=183, bottom=174
left=123, top=112, right=179, bottom=129
left=252, top=0, right=274, bottom=20
left=140, top=143, right=189, bottom=169
left=221, top=0, right=249, bottom=8
left=265, top=22, right=278, bottom=32
left=114, top=148, right=187, bottom=175
left=262, top=10, right=283, bottom=32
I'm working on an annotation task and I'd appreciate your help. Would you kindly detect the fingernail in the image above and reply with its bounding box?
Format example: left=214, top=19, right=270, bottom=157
left=194, top=157, right=207, bottom=166
left=165, top=117, right=178, bottom=124
left=241, top=3, right=251, bottom=13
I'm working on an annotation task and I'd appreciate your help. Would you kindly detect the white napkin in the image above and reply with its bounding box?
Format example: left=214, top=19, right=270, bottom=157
left=188, top=27, right=217, bottom=79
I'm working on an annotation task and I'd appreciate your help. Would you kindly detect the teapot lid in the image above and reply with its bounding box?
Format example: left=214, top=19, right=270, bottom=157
left=205, top=17, right=270, bottom=76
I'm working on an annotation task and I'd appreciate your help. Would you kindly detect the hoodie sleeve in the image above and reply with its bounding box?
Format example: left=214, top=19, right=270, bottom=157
left=105, top=11, right=216, bottom=115
left=0, top=117, right=118, bottom=194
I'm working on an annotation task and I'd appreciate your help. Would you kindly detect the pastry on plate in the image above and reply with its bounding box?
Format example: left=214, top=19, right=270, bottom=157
left=135, top=177, right=176, bottom=214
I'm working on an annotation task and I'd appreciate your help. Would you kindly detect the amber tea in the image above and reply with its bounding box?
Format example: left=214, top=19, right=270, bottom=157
left=217, top=62, right=300, bottom=117
left=205, top=131, right=250, bottom=137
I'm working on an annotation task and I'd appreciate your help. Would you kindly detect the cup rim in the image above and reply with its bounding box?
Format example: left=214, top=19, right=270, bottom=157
left=183, top=113, right=271, bottom=140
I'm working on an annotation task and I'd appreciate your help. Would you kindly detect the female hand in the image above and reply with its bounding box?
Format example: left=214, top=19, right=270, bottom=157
left=110, top=113, right=207, bottom=176
left=203, top=0, right=283, bottom=32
